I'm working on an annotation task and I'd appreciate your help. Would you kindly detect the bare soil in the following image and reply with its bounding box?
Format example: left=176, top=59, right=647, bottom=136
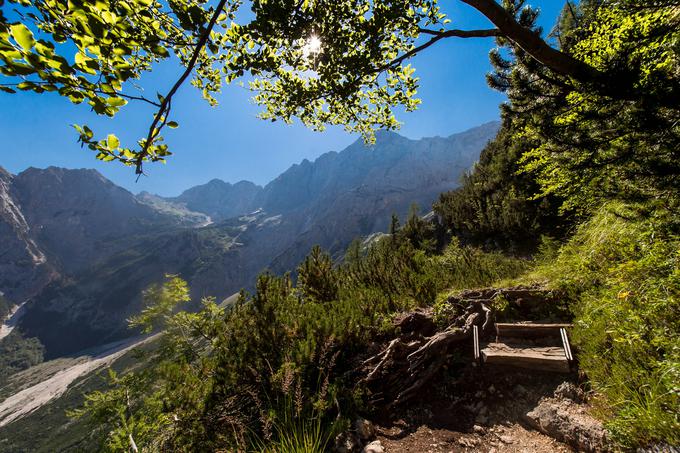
left=372, top=364, right=581, bottom=452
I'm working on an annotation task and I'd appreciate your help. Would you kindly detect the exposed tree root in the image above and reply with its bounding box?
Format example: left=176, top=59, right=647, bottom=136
left=358, top=285, right=565, bottom=408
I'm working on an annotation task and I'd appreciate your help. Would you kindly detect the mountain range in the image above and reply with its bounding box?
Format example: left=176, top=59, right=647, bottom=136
left=0, top=122, right=499, bottom=359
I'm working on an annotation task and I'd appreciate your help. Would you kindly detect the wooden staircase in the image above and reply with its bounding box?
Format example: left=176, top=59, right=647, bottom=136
left=473, top=323, right=573, bottom=373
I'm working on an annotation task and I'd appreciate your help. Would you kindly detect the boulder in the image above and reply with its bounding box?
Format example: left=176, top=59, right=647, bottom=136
left=553, top=381, right=585, bottom=402
left=334, top=432, right=361, bottom=453
left=525, top=398, right=609, bottom=452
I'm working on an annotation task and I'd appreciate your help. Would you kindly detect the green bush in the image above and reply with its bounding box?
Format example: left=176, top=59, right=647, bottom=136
left=0, top=331, right=45, bottom=383
left=532, top=203, right=680, bottom=448
left=434, top=238, right=527, bottom=290
left=75, top=231, right=528, bottom=451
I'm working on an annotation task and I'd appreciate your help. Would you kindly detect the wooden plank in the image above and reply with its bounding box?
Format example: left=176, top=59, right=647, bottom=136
left=560, top=328, right=573, bottom=361
left=481, top=342, right=570, bottom=373
left=473, top=325, right=480, bottom=361
left=495, top=323, right=573, bottom=340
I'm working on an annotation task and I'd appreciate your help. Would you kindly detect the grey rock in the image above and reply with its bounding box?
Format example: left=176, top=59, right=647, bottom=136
left=0, top=167, right=56, bottom=302
left=553, top=381, right=585, bottom=402
left=334, top=432, right=361, bottom=453
left=362, top=440, right=385, bottom=453
left=498, top=434, right=514, bottom=444
left=458, top=437, right=478, bottom=448
left=525, top=398, right=609, bottom=452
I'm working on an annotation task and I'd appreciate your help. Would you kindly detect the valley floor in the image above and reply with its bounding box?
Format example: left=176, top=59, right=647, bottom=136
left=0, top=334, right=155, bottom=428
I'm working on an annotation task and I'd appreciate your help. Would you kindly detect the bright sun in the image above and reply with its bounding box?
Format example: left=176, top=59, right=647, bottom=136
left=303, top=35, right=322, bottom=60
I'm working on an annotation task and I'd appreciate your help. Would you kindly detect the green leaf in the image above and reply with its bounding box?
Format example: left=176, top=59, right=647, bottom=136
left=10, top=24, right=35, bottom=51
left=167, top=121, right=179, bottom=128
left=16, top=81, right=35, bottom=90
left=107, top=134, right=120, bottom=149
left=154, top=46, right=169, bottom=58
left=106, top=97, right=127, bottom=107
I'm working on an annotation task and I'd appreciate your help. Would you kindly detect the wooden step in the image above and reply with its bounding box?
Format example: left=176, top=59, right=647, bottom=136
left=481, top=342, right=570, bottom=373
left=495, top=323, right=572, bottom=339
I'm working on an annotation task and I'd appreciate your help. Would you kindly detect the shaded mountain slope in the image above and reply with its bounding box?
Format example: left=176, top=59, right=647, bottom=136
left=19, top=210, right=292, bottom=357
left=11, top=167, right=196, bottom=274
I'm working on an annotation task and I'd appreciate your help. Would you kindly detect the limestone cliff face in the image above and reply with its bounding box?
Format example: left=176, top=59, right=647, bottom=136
left=0, top=167, right=55, bottom=303
left=258, top=122, right=499, bottom=216
left=3, top=122, right=499, bottom=358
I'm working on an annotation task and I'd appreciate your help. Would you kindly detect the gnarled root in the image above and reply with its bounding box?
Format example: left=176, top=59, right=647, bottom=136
left=360, top=301, right=493, bottom=408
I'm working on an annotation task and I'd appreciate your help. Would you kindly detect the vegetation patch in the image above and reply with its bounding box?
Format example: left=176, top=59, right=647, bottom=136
left=529, top=203, right=680, bottom=448
left=0, top=331, right=44, bottom=385
left=0, top=295, right=11, bottom=322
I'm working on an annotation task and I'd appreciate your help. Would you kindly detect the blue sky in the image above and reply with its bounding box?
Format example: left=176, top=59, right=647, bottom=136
left=0, top=2, right=563, bottom=196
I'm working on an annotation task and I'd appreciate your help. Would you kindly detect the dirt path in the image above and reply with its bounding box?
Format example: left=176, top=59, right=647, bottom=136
left=377, top=421, right=571, bottom=452
left=370, top=366, right=594, bottom=453
left=0, top=335, right=156, bottom=427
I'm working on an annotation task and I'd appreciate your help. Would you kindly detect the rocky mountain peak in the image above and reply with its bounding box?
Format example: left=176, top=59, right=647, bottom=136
left=0, top=167, right=53, bottom=302
left=0, top=166, right=12, bottom=181
left=168, top=178, right=263, bottom=221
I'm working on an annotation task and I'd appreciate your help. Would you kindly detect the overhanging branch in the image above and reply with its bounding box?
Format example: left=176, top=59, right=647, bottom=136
left=135, top=0, right=229, bottom=175
left=384, top=28, right=498, bottom=70
left=418, top=28, right=499, bottom=38
left=460, top=0, right=602, bottom=84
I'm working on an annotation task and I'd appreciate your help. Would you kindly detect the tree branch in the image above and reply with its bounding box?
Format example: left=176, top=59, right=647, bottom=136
left=418, top=28, right=499, bottom=38
left=459, top=0, right=602, bottom=84
left=0, top=82, right=161, bottom=107
left=382, top=28, right=498, bottom=70
left=135, top=0, right=229, bottom=175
